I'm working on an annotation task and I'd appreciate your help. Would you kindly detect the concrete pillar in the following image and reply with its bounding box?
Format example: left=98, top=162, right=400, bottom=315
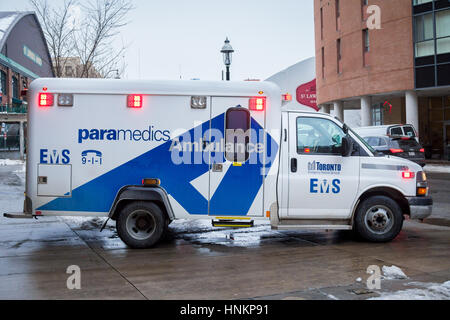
left=405, top=91, right=419, bottom=135
left=333, top=101, right=344, bottom=121
left=361, top=96, right=372, bottom=126
left=320, top=104, right=330, bottom=114
left=19, top=121, right=24, bottom=160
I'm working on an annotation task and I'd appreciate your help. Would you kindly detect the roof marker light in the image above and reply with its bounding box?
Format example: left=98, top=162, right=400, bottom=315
left=127, top=94, right=143, bottom=108
left=38, top=93, right=54, bottom=107
left=283, top=93, right=292, bottom=102
left=249, top=97, right=266, bottom=111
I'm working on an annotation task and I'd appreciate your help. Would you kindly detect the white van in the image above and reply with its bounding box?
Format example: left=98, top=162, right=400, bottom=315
left=354, top=125, right=419, bottom=142
left=4, top=79, right=433, bottom=248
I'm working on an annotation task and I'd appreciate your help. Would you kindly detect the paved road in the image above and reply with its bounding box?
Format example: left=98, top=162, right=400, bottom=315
left=0, top=164, right=449, bottom=300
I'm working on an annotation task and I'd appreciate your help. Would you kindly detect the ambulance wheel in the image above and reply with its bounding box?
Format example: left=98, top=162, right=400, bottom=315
left=117, top=201, right=165, bottom=249
left=354, top=195, right=403, bottom=243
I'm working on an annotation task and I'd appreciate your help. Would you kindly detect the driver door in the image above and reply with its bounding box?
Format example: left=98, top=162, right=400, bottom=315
left=287, top=113, right=360, bottom=219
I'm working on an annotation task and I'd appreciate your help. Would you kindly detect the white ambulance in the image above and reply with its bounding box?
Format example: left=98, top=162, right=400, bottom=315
left=4, top=79, right=432, bottom=248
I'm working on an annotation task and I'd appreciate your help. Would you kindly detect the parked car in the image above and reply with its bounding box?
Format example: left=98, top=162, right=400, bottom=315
left=355, top=124, right=419, bottom=142
left=363, top=135, right=426, bottom=167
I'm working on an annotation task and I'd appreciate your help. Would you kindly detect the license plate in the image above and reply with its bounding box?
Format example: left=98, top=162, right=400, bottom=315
left=409, top=152, right=415, bottom=156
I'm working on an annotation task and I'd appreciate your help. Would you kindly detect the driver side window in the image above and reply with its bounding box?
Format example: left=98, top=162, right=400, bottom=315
left=296, top=117, right=346, bottom=155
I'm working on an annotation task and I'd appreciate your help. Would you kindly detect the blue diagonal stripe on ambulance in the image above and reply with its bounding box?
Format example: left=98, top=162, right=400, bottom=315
left=37, top=113, right=278, bottom=216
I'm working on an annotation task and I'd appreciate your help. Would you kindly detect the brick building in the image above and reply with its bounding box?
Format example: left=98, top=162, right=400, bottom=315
left=0, top=12, right=54, bottom=159
left=314, top=0, right=450, bottom=159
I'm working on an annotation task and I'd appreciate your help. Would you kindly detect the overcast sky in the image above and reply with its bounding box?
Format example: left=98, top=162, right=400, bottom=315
left=0, top=0, right=315, bottom=81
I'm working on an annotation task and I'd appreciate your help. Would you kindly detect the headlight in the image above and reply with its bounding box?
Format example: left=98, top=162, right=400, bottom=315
left=416, top=171, right=428, bottom=196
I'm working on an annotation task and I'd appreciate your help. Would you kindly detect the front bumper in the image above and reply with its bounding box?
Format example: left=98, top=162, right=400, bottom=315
left=407, top=196, right=433, bottom=220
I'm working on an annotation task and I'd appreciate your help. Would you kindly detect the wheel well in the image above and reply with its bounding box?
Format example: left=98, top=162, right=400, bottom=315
left=355, top=187, right=410, bottom=218
left=111, top=200, right=171, bottom=223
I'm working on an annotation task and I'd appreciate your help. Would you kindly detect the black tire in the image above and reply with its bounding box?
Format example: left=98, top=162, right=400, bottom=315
left=116, top=201, right=166, bottom=249
left=354, top=195, right=403, bottom=243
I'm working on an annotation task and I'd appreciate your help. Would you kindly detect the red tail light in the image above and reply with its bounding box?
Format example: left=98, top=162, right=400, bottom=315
left=402, top=171, right=415, bottom=179
left=38, top=93, right=54, bottom=107
left=127, top=95, right=143, bottom=108
left=249, top=97, right=266, bottom=111
left=390, top=148, right=403, bottom=153
left=420, top=148, right=425, bottom=153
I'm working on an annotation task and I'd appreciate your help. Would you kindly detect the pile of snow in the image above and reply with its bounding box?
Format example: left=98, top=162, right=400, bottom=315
left=0, top=159, right=24, bottom=166
left=382, top=265, right=408, bottom=280
left=370, top=281, right=450, bottom=300
left=13, top=164, right=26, bottom=173
left=424, top=165, right=450, bottom=173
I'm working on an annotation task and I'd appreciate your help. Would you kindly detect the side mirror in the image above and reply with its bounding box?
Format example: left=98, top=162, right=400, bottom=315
left=341, top=135, right=353, bottom=157
left=342, top=124, right=349, bottom=135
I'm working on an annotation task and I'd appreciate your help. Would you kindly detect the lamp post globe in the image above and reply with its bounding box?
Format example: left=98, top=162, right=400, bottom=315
left=220, top=37, right=234, bottom=81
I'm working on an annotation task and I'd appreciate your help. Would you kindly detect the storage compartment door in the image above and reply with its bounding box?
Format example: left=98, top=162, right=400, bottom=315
left=37, top=164, right=72, bottom=197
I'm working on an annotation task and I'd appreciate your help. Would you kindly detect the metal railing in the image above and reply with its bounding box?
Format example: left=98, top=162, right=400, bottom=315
left=0, top=104, right=28, bottom=114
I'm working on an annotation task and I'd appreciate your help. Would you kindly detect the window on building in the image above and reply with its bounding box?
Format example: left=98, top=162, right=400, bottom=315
left=363, top=29, right=370, bottom=66
left=225, top=108, right=250, bottom=162
left=11, top=76, right=19, bottom=99
left=0, top=70, right=6, bottom=97
left=415, top=13, right=435, bottom=57
left=65, top=66, right=73, bottom=77
left=320, top=7, right=324, bottom=40
left=372, top=104, right=383, bottom=126
left=322, top=47, right=325, bottom=78
left=363, top=29, right=370, bottom=52
left=336, top=0, right=341, bottom=31
left=361, top=0, right=368, bottom=20
left=337, top=39, right=342, bottom=73
left=413, top=0, right=433, bottom=5
left=296, top=117, right=346, bottom=155
left=436, top=9, right=450, bottom=55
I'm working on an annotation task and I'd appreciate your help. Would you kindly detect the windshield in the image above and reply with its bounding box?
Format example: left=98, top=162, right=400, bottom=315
left=348, top=127, right=377, bottom=154
left=333, top=117, right=377, bottom=155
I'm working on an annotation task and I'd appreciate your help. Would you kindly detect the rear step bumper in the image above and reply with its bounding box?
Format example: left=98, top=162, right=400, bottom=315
left=3, top=213, right=34, bottom=219
left=212, top=220, right=254, bottom=228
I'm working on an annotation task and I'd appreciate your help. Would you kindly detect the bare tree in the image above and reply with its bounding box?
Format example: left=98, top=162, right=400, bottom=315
left=30, top=0, right=77, bottom=77
left=30, top=0, right=133, bottom=78
left=73, top=0, right=133, bottom=78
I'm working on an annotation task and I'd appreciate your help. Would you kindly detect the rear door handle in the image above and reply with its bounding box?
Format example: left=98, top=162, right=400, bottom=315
left=291, top=158, right=297, bottom=173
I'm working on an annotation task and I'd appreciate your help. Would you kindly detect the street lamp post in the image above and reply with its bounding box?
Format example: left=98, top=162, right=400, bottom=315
left=220, top=37, right=234, bottom=81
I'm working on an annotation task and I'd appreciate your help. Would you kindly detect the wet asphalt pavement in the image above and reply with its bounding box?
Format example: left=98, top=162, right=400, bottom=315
left=0, top=164, right=449, bottom=300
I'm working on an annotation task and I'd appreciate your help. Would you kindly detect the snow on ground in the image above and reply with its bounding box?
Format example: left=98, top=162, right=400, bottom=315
left=382, top=265, right=408, bottom=280
left=0, top=161, right=26, bottom=214
left=0, top=159, right=24, bottom=166
left=424, top=165, right=450, bottom=173
left=370, top=281, right=450, bottom=300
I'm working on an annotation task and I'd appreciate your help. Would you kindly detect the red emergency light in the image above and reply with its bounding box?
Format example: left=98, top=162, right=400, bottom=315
left=402, top=171, right=415, bottom=179
left=127, top=95, right=143, bottom=108
left=38, top=93, right=54, bottom=107
left=282, top=93, right=292, bottom=102
left=249, top=97, right=266, bottom=111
